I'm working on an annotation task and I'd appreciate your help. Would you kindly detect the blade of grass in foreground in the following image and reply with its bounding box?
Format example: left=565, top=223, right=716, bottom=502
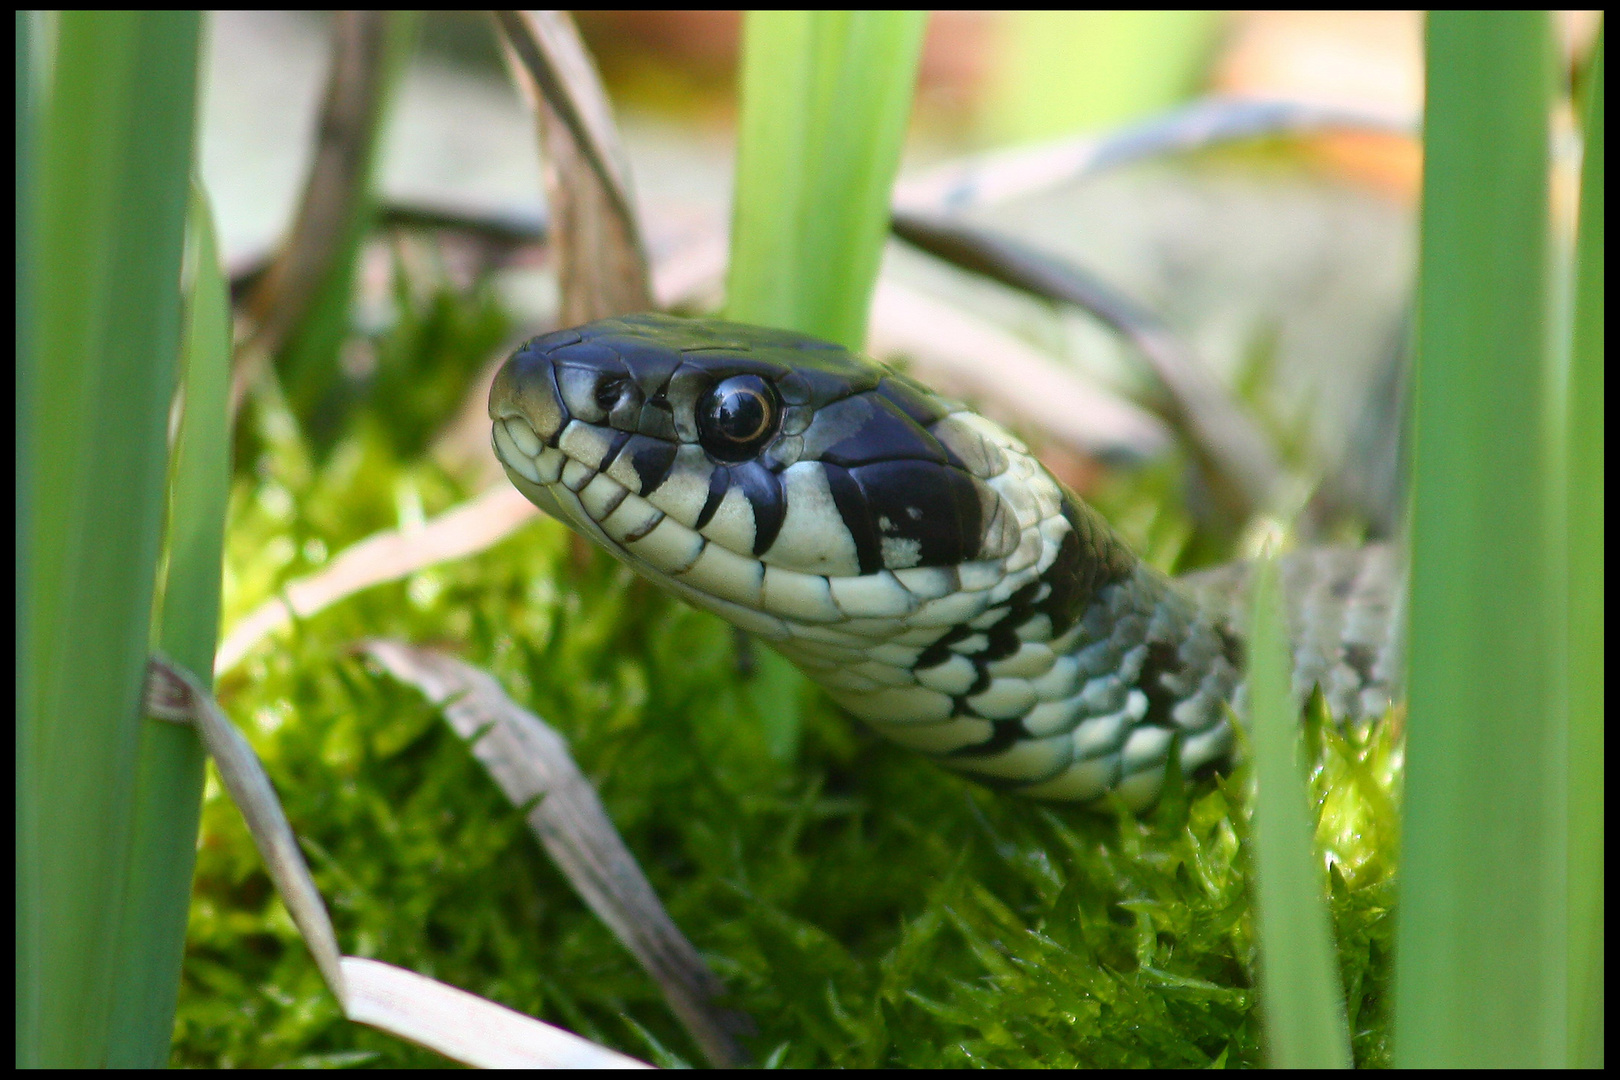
left=1398, top=11, right=1562, bottom=1067
left=17, top=10, right=200, bottom=1067
left=1247, top=552, right=1352, bottom=1068
left=1564, top=23, right=1604, bottom=1069
left=107, top=182, right=234, bottom=1065
left=725, top=9, right=926, bottom=348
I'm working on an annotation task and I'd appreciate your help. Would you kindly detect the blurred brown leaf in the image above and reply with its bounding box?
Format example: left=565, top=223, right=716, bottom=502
left=497, top=10, right=653, bottom=324
left=232, top=11, right=400, bottom=416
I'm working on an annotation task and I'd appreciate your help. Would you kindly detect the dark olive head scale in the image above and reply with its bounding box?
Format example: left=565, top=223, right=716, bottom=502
left=801, top=393, right=949, bottom=470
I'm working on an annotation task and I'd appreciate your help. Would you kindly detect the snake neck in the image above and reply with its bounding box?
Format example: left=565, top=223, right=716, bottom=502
left=782, top=473, right=1251, bottom=808
left=795, top=478, right=1403, bottom=809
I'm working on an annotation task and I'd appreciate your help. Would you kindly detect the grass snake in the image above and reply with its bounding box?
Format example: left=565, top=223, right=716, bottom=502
left=489, top=313, right=1403, bottom=809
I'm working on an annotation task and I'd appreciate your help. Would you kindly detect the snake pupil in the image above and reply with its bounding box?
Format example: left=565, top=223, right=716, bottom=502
left=698, top=375, right=779, bottom=461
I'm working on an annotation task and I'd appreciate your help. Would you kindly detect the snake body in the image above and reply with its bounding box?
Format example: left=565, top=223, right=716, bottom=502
left=489, top=314, right=1403, bottom=809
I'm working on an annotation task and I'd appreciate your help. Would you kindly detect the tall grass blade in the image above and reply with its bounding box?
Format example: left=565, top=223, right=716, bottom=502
left=17, top=10, right=200, bottom=1066
left=726, top=10, right=926, bottom=347
left=106, top=182, right=234, bottom=1064
left=1565, top=23, right=1604, bottom=1069
left=1398, top=11, right=1562, bottom=1066
left=16, top=11, right=35, bottom=406
left=982, top=11, right=1218, bottom=142
left=1247, top=552, right=1352, bottom=1068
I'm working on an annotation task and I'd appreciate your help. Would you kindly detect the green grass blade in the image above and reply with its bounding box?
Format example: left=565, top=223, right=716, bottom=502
left=105, top=181, right=234, bottom=1065
left=1565, top=23, right=1604, bottom=1069
left=1247, top=553, right=1352, bottom=1069
left=1398, top=11, right=1562, bottom=1067
left=982, top=11, right=1219, bottom=143
left=17, top=10, right=200, bottom=1067
left=725, top=10, right=926, bottom=348
left=16, top=11, right=35, bottom=413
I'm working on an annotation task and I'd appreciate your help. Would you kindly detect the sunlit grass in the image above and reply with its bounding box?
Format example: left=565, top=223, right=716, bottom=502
left=725, top=9, right=925, bottom=347
left=1399, top=12, right=1566, bottom=1066
left=981, top=11, right=1218, bottom=144
left=17, top=9, right=205, bottom=1067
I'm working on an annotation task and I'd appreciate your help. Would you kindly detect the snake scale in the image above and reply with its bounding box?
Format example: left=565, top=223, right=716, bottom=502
left=489, top=313, right=1404, bottom=809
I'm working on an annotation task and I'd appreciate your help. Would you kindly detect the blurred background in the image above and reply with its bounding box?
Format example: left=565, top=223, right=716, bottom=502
left=199, top=10, right=1598, bottom=543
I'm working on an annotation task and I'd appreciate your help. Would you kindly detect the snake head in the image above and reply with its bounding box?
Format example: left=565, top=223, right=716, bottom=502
left=490, top=314, right=1207, bottom=799
left=487, top=314, right=1059, bottom=637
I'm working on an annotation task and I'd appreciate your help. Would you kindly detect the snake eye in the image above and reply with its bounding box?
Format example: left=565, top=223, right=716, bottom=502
left=697, top=375, right=779, bottom=461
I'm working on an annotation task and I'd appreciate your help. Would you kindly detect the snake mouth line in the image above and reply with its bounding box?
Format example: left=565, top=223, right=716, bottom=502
left=491, top=411, right=1035, bottom=640
left=492, top=412, right=662, bottom=561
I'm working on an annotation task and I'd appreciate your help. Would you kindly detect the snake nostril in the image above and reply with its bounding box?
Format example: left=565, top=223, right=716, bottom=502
left=595, top=376, right=628, bottom=414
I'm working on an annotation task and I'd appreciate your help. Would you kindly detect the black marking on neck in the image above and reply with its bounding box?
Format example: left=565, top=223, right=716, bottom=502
left=914, top=624, right=974, bottom=670
left=1138, top=640, right=1188, bottom=730
left=978, top=620, right=1023, bottom=663
left=822, top=463, right=883, bottom=575
left=1342, top=641, right=1378, bottom=687
left=949, top=719, right=1028, bottom=758
left=847, top=458, right=982, bottom=570
left=1040, top=494, right=1139, bottom=638
left=957, top=668, right=991, bottom=704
